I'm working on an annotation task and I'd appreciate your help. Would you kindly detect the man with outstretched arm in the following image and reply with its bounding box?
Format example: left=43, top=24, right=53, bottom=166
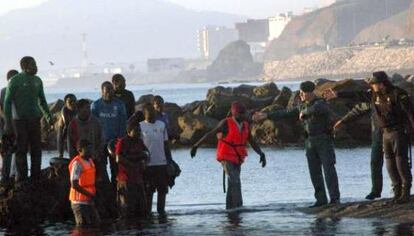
left=325, top=86, right=384, bottom=200
left=254, top=81, right=340, bottom=208
left=191, top=101, right=266, bottom=210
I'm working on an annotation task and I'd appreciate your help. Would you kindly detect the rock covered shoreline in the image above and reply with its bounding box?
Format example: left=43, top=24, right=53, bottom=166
left=264, top=47, right=414, bottom=82
left=42, top=75, right=414, bottom=150
left=2, top=76, right=414, bottom=227
left=302, top=197, right=414, bottom=224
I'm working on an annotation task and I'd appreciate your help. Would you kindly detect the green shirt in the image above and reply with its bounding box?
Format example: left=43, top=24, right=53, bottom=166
left=4, top=72, right=51, bottom=122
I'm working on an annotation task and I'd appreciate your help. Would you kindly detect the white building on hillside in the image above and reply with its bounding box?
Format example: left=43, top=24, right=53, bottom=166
left=268, top=13, right=292, bottom=41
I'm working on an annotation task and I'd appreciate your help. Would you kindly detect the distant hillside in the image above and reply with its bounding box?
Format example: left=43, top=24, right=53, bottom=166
left=0, top=0, right=244, bottom=75
left=265, top=0, right=413, bottom=60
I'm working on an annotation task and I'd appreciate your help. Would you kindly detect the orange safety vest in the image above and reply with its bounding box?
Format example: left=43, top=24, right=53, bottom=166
left=68, top=156, right=96, bottom=202
left=216, top=117, right=249, bottom=165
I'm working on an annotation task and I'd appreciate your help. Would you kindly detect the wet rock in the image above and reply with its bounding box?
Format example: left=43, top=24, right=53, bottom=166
left=206, top=86, right=233, bottom=98
left=394, top=79, right=414, bottom=97
left=205, top=93, right=254, bottom=120
left=232, top=84, right=256, bottom=97
left=287, top=91, right=301, bottom=110
left=178, top=113, right=219, bottom=145
left=273, top=87, right=292, bottom=108
left=251, top=119, right=301, bottom=145
left=182, top=100, right=205, bottom=114
left=164, top=102, right=184, bottom=140
left=192, top=101, right=210, bottom=116
left=391, top=73, right=405, bottom=83
left=314, top=79, right=368, bottom=98
left=253, top=82, right=279, bottom=98
left=0, top=166, right=72, bottom=227
left=314, top=78, right=332, bottom=86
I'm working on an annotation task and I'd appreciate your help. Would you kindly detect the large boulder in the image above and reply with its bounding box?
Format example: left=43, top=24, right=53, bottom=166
left=178, top=113, right=219, bottom=145
left=206, top=86, right=233, bottom=98
left=287, top=91, right=301, bottom=110
left=232, top=84, right=256, bottom=97
left=206, top=40, right=262, bottom=81
left=314, top=79, right=369, bottom=98
left=251, top=119, right=301, bottom=145
left=164, top=102, right=184, bottom=140
left=182, top=100, right=206, bottom=114
left=253, top=82, right=279, bottom=98
left=0, top=164, right=71, bottom=227
left=205, top=93, right=254, bottom=120
left=273, top=87, right=292, bottom=108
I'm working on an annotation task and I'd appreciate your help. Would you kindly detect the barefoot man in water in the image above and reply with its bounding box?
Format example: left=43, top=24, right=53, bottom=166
left=191, top=101, right=266, bottom=210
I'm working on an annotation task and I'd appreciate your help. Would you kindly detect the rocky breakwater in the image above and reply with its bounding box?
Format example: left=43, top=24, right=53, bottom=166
left=41, top=77, right=414, bottom=151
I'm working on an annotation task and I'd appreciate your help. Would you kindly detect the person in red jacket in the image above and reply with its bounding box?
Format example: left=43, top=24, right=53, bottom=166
left=190, top=101, right=266, bottom=209
left=115, top=123, right=149, bottom=218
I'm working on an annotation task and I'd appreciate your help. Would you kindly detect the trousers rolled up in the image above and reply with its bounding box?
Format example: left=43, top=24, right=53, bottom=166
left=13, top=118, right=42, bottom=181
left=383, top=129, right=412, bottom=188
left=222, top=161, right=243, bottom=210
left=305, top=135, right=340, bottom=204
left=370, top=128, right=384, bottom=195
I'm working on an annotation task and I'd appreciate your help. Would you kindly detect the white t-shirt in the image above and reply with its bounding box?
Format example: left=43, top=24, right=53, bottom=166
left=140, top=120, right=169, bottom=166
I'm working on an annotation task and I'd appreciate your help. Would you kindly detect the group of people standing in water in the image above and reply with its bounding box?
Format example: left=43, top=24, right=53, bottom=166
left=0, top=56, right=413, bottom=228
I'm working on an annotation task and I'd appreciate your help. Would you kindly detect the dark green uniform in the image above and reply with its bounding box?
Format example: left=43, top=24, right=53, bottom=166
left=371, top=86, right=414, bottom=202
left=339, top=100, right=384, bottom=197
left=267, top=98, right=340, bottom=204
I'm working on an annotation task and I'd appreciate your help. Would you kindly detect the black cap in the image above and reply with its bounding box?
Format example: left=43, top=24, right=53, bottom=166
left=369, top=71, right=389, bottom=84
left=300, top=81, right=316, bottom=93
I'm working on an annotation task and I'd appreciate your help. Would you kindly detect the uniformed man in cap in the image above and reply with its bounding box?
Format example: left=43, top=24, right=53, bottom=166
left=325, top=82, right=383, bottom=200
left=254, top=81, right=340, bottom=207
left=368, top=71, right=414, bottom=204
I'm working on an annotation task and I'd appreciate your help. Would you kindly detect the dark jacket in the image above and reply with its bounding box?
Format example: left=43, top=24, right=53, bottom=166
left=114, top=89, right=135, bottom=119
left=57, top=107, right=77, bottom=157
left=372, top=86, right=414, bottom=130
left=267, top=98, right=334, bottom=137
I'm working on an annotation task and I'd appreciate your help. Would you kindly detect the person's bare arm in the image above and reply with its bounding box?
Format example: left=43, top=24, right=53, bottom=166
left=71, top=180, right=95, bottom=198
left=248, top=134, right=266, bottom=168
left=190, top=119, right=226, bottom=158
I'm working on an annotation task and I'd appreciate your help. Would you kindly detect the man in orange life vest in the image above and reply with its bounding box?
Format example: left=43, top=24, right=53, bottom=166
left=69, top=139, right=100, bottom=227
left=190, top=101, right=266, bottom=209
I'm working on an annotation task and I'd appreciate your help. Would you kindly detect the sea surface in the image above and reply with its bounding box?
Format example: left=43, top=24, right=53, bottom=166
left=44, top=81, right=301, bottom=106
left=2, top=82, right=414, bottom=235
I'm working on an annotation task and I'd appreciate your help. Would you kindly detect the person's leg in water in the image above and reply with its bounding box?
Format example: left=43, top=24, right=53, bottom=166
left=366, top=128, right=383, bottom=200
left=157, top=190, right=167, bottom=215
left=13, top=120, right=29, bottom=182
left=117, top=181, right=128, bottom=218
left=28, top=118, right=42, bottom=180
left=222, top=161, right=242, bottom=210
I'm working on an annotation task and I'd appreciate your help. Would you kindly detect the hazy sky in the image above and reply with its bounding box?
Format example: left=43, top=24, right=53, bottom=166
left=0, top=0, right=320, bottom=18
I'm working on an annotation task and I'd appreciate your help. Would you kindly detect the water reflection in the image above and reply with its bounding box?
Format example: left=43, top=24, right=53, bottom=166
left=309, top=218, right=340, bottom=236
left=391, top=223, right=413, bottom=236
left=70, top=227, right=102, bottom=236
left=220, top=211, right=244, bottom=236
